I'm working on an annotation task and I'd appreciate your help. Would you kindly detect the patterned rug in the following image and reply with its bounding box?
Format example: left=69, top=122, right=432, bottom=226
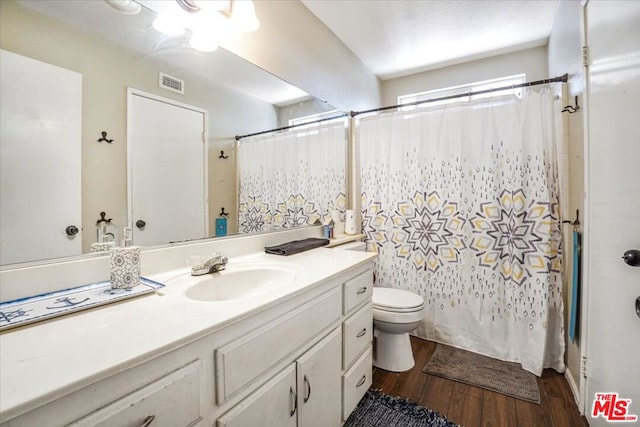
left=423, top=344, right=541, bottom=404
left=344, top=390, right=458, bottom=427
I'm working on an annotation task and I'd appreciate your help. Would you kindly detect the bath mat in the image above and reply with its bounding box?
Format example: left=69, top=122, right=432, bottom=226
left=344, top=389, right=458, bottom=427
left=423, top=344, right=540, bottom=404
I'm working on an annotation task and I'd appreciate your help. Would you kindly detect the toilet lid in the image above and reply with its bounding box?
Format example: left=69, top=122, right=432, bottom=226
left=372, top=287, right=424, bottom=310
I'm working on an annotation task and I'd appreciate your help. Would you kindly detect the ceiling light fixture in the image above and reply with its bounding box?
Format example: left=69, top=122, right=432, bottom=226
left=148, top=0, right=260, bottom=53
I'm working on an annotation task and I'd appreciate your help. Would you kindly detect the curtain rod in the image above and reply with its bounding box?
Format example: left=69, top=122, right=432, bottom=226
left=350, top=73, right=568, bottom=117
left=235, top=113, right=348, bottom=141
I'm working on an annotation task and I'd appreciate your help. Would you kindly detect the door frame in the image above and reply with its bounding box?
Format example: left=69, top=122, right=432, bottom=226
left=577, top=1, right=590, bottom=414
left=126, top=88, right=209, bottom=241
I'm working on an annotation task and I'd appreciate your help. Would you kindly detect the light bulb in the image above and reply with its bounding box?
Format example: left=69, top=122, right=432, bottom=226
left=230, top=0, right=260, bottom=32
left=153, top=14, right=186, bottom=36
left=194, top=0, right=230, bottom=12
left=189, top=32, right=219, bottom=52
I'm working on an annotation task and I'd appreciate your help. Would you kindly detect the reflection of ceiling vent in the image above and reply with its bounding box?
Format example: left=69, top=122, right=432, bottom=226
left=159, top=73, right=184, bottom=94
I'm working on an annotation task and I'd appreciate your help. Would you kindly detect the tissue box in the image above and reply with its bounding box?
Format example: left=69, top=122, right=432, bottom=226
left=110, top=247, right=141, bottom=290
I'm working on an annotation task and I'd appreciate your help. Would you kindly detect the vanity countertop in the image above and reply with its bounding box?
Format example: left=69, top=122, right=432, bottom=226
left=0, top=247, right=376, bottom=421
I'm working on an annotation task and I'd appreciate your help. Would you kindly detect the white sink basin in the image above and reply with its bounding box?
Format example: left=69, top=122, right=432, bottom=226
left=172, top=263, right=300, bottom=302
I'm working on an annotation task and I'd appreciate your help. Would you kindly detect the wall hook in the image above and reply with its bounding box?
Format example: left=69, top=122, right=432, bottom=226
left=219, top=150, right=229, bottom=159
left=98, top=131, right=113, bottom=143
left=96, top=211, right=113, bottom=225
left=562, top=96, right=580, bottom=113
left=219, top=207, right=229, bottom=217
left=562, top=209, right=580, bottom=229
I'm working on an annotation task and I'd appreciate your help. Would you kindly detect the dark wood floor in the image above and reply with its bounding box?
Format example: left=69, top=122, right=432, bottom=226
left=371, top=336, right=589, bottom=427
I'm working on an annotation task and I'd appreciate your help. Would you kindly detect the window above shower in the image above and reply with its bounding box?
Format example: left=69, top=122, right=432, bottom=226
left=398, top=73, right=526, bottom=111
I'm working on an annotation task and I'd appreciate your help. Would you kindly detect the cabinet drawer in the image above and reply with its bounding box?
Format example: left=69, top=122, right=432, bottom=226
left=342, top=303, right=372, bottom=370
left=217, top=365, right=297, bottom=427
left=342, top=346, right=372, bottom=421
left=216, top=288, right=341, bottom=403
left=68, top=360, right=202, bottom=427
left=343, top=270, right=373, bottom=315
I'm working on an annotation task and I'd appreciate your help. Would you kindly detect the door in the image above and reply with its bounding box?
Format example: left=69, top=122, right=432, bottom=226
left=296, top=328, right=342, bottom=427
left=583, top=1, right=640, bottom=424
left=216, top=364, right=297, bottom=427
left=0, top=49, right=82, bottom=265
left=128, top=90, right=207, bottom=246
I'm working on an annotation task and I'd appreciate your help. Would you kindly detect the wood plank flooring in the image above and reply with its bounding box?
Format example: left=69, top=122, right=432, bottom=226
left=371, top=336, right=589, bottom=427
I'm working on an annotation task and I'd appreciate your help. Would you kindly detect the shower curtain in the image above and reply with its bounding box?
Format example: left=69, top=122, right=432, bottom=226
left=237, top=121, right=347, bottom=233
left=359, top=89, right=565, bottom=375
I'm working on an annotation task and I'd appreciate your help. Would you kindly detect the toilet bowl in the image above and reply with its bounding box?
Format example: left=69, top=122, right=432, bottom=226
left=372, top=287, right=425, bottom=372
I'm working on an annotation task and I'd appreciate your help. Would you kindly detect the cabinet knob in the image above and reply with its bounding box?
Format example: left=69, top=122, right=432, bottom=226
left=356, top=375, right=367, bottom=388
left=65, top=225, right=79, bottom=236
left=622, top=249, right=640, bottom=267
left=289, top=386, right=297, bottom=417
left=303, top=375, right=311, bottom=403
left=141, top=415, right=155, bottom=427
left=357, top=286, right=367, bottom=295
left=136, top=220, right=146, bottom=229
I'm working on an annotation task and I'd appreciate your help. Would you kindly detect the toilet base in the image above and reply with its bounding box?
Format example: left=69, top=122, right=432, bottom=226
left=373, top=330, right=415, bottom=372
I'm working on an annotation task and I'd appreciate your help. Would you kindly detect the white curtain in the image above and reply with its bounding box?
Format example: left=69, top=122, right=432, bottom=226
left=237, top=121, right=347, bottom=233
left=359, top=89, right=565, bottom=375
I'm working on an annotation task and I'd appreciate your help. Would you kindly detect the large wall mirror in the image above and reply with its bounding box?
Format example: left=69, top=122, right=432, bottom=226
left=0, top=0, right=346, bottom=267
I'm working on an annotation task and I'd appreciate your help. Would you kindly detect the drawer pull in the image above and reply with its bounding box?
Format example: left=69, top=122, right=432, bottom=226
left=289, top=386, right=297, bottom=417
left=141, top=415, right=156, bottom=427
left=356, top=328, right=367, bottom=338
left=303, top=375, right=311, bottom=403
left=356, top=286, right=367, bottom=295
left=356, top=375, right=367, bottom=388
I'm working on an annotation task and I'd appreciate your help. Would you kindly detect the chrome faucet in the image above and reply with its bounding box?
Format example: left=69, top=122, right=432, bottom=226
left=191, top=253, right=228, bottom=276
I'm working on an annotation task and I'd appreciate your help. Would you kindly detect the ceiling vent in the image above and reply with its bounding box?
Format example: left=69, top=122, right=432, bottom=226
left=159, top=72, right=184, bottom=94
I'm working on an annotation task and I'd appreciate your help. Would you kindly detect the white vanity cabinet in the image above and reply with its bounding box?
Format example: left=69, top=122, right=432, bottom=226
left=0, top=262, right=374, bottom=427
left=217, top=328, right=342, bottom=427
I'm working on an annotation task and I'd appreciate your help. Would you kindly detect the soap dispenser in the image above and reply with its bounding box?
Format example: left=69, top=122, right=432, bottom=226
left=110, top=227, right=141, bottom=291
left=215, top=207, right=229, bottom=237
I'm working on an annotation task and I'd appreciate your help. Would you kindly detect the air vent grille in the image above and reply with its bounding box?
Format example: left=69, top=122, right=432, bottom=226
left=159, top=73, right=184, bottom=94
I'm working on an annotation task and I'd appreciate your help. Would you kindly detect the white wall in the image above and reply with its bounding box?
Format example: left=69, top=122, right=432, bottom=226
left=547, top=0, right=585, bottom=399
left=381, top=46, right=549, bottom=106
left=0, top=1, right=278, bottom=251
left=220, top=0, right=382, bottom=112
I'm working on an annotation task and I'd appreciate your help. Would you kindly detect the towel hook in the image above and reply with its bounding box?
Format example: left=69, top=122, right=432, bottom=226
left=96, top=211, right=112, bottom=225
left=562, top=209, right=580, bottom=229
left=219, top=150, right=229, bottom=159
left=98, top=131, right=113, bottom=143
left=562, top=96, right=580, bottom=113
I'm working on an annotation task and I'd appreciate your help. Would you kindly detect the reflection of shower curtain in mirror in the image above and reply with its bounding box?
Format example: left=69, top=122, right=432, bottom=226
left=359, top=89, right=565, bottom=375
left=237, top=121, right=347, bottom=233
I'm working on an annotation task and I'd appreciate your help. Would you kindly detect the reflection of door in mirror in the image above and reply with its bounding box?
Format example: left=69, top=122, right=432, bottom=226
left=0, top=49, right=82, bottom=265
left=128, top=90, right=208, bottom=247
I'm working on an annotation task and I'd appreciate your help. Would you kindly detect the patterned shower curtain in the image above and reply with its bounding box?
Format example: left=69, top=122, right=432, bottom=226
left=359, top=89, right=565, bottom=375
left=237, top=121, right=347, bottom=233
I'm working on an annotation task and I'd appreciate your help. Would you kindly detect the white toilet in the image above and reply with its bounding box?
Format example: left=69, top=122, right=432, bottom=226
left=372, top=287, right=425, bottom=372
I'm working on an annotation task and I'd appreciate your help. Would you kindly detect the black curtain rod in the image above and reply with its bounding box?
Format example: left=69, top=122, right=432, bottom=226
left=350, top=73, right=569, bottom=117
left=235, top=113, right=348, bottom=141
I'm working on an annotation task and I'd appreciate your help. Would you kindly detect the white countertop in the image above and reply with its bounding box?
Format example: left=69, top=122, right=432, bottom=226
left=0, top=247, right=376, bottom=421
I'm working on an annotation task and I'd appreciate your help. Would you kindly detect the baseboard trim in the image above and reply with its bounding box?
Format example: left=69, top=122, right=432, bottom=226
left=564, top=368, right=583, bottom=414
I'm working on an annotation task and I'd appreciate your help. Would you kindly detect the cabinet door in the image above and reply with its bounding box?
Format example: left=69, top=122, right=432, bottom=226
left=68, top=360, right=202, bottom=427
left=217, top=365, right=297, bottom=427
left=296, top=328, right=342, bottom=427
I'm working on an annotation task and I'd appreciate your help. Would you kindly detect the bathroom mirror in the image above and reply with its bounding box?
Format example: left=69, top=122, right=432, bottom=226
left=0, top=0, right=344, bottom=267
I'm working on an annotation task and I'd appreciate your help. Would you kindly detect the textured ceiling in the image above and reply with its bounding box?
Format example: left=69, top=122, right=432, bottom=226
left=301, top=0, right=559, bottom=80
